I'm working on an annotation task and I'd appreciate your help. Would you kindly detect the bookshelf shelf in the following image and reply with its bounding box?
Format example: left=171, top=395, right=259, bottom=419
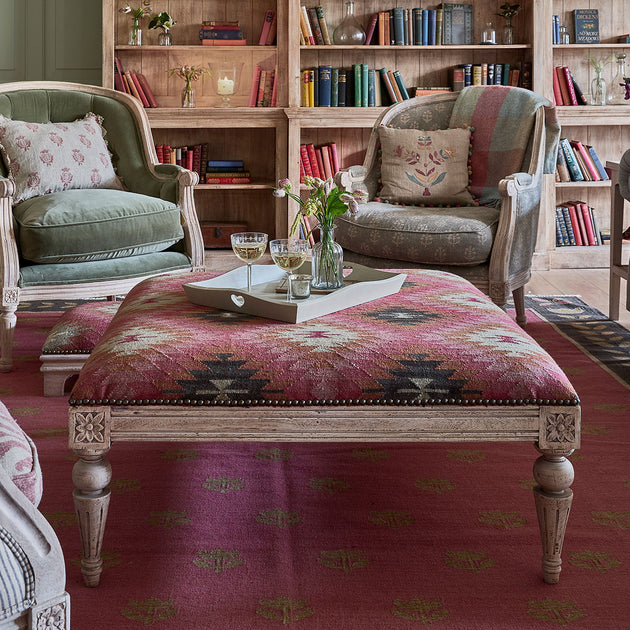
left=300, top=44, right=531, bottom=50
left=196, top=182, right=273, bottom=190
left=556, top=181, right=612, bottom=188
left=115, top=45, right=277, bottom=51
left=553, top=43, right=630, bottom=49
left=557, top=107, right=630, bottom=126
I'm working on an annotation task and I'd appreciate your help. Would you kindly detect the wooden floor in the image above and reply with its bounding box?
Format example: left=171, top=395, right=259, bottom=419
left=204, top=251, right=630, bottom=332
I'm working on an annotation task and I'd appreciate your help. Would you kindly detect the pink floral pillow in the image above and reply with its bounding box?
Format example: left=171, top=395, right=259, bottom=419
left=0, top=113, right=122, bottom=203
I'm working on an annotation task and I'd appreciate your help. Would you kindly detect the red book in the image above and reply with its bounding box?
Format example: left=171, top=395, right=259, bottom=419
left=562, top=67, right=579, bottom=105
left=299, top=156, right=305, bottom=181
left=192, top=144, right=202, bottom=179
left=129, top=72, right=150, bottom=108
left=555, top=67, right=571, bottom=106
left=186, top=148, right=194, bottom=171
left=306, top=144, right=321, bottom=178
left=136, top=74, right=159, bottom=107
left=265, top=11, right=278, bottom=45
left=365, top=13, right=379, bottom=45
left=551, top=68, right=563, bottom=105
left=256, top=70, right=268, bottom=107
left=571, top=140, right=601, bottom=180
left=258, top=9, right=274, bottom=45
left=314, top=146, right=325, bottom=179
left=248, top=64, right=262, bottom=107
left=578, top=202, right=597, bottom=245
left=328, top=143, right=340, bottom=174
left=300, top=144, right=313, bottom=178
left=320, top=146, right=333, bottom=180
left=114, top=57, right=127, bottom=93
left=204, top=177, right=251, bottom=184
left=262, top=71, right=274, bottom=106
left=155, top=144, right=164, bottom=163
left=270, top=71, right=278, bottom=107
left=565, top=203, right=583, bottom=246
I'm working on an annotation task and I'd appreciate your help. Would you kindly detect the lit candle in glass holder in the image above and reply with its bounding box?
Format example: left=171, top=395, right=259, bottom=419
left=217, top=76, right=235, bottom=95
left=209, top=61, right=243, bottom=108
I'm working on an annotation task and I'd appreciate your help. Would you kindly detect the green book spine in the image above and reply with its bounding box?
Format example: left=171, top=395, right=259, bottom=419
left=354, top=64, right=362, bottom=107
left=361, top=63, right=369, bottom=107
left=331, top=67, right=339, bottom=107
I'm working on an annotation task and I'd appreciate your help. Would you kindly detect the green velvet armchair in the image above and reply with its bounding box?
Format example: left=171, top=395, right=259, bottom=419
left=0, top=81, right=205, bottom=372
left=335, top=86, right=559, bottom=326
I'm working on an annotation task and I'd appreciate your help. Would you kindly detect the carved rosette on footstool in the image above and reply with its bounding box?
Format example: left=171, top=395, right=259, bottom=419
left=68, top=270, right=580, bottom=587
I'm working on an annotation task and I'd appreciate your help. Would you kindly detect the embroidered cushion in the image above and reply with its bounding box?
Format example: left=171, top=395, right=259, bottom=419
left=0, top=113, right=122, bottom=203
left=378, top=127, right=476, bottom=207
left=0, top=401, right=42, bottom=507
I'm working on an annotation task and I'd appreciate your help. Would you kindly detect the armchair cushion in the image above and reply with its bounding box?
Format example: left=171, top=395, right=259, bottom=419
left=335, top=202, right=499, bottom=265
left=0, top=113, right=122, bottom=203
left=14, top=188, right=184, bottom=264
left=0, top=401, right=42, bottom=507
left=378, top=127, right=476, bottom=207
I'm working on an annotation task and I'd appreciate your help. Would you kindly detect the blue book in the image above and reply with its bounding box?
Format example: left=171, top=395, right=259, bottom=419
left=586, top=146, right=609, bottom=180
left=207, top=159, right=243, bottom=168
left=318, top=65, right=332, bottom=107
left=463, top=64, right=473, bottom=87
left=368, top=69, right=376, bottom=106
left=422, top=9, right=429, bottom=45
left=494, top=63, right=502, bottom=85
left=555, top=207, right=568, bottom=246
left=502, top=63, right=510, bottom=86
left=442, top=3, right=473, bottom=45
left=413, top=8, right=423, bottom=45
left=331, top=67, right=339, bottom=107
left=559, top=138, right=584, bottom=182
left=574, top=8, right=599, bottom=44
left=428, top=10, right=437, bottom=45
left=392, top=70, right=410, bottom=100
left=552, top=14, right=560, bottom=44
left=199, top=29, right=244, bottom=39
left=361, top=63, right=369, bottom=107
left=560, top=206, right=577, bottom=245
left=393, top=7, right=405, bottom=45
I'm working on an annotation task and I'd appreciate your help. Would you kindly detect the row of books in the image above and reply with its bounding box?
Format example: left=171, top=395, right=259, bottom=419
left=555, top=202, right=604, bottom=248
left=299, top=142, right=340, bottom=182
left=556, top=138, right=608, bottom=183
left=113, top=57, right=158, bottom=107
left=301, top=65, right=410, bottom=107
left=247, top=66, right=278, bottom=107
left=552, top=66, right=588, bottom=106
left=452, top=62, right=531, bottom=91
left=197, top=15, right=277, bottom=46
left=205, top=159, right=251, bottom=184
left=299, top=6, right=332, bottom=45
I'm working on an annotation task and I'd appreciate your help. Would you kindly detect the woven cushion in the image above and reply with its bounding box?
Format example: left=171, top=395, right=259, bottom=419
left=336, top=201, right=499, bottom=265
left=0, top=113, right=122, bottom=203
left=0, top=401, right=42, bottom=507
left=14, top=188, right=184, bottom=264
left=378, top=127, right=476, bottom=206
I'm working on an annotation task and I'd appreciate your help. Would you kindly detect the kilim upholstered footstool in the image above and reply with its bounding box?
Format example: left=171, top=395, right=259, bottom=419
left=40, top=301, right=120, bottom=396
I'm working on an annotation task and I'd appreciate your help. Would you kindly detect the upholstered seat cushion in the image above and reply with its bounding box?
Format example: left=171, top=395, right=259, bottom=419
left=14, top=188, right=184, bottom=264
left=335, top=202, right=499, bottom=265
left=0, top=401, right=42, bottom=507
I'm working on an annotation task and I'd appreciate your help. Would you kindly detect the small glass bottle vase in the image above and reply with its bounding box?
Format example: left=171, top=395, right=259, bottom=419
left=129, top=20, right=142, bottom=46
left=590, top=69, right=606, bottom=106
left=158, top=29, right=172, bottom=46
left=609, top=54, right=629, bottom=105
left=333, top=1, right=366, bottom=45
left=502, top=19, right=514, bottom=45
left=182, top=84, right=195, bottom=108
left=311, top=225, right=343, bottom=290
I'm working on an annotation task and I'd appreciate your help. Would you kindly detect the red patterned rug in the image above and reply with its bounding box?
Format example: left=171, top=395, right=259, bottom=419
left=4, top=296, right=630, bottom=629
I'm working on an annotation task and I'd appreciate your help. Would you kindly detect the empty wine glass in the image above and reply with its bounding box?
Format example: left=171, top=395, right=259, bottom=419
left=269, top=239, right=309, bottom=301
left=230, top=232, right=268, bottom=292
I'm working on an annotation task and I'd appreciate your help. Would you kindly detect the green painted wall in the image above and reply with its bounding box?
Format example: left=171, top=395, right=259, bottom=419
left=0, top=0, right=101, bottom=84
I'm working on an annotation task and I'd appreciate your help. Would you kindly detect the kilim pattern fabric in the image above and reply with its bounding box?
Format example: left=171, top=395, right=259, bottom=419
left=69, top=270, right=578, bottom=407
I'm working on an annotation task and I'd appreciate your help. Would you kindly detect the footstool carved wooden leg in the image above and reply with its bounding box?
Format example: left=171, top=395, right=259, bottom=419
left=69, top=406, right=112, bottom=587
left=533, top=449, right=574, bottom=584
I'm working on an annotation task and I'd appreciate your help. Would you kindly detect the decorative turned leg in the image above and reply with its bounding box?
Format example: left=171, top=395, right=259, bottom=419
left=512, top=286, right=527, bottom=327
left=72, top=454, right=112, bottom=587
left=533, top=450, right=574, bottom=584
left=0, top=302, right=18, bottom=373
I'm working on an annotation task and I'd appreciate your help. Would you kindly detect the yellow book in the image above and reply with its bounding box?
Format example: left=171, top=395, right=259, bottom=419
left=308, top=69, right=315, bottom=107
left=301, top=71, right=310, bottom=107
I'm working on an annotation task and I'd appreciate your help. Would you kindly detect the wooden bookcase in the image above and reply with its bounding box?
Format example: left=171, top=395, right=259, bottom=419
left=103, top=0, right=630, bottom=267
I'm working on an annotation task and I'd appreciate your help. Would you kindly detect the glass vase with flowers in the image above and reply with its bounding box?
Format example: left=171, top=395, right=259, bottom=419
left=167, top=65, right=209, bottom=108
left=149, top=11, right=176, bottom=45
left=496, top=3, right=519, bottom=44
left=273, top=176, right=366, bottom=290
left=119, top=3, right=152, bottom=46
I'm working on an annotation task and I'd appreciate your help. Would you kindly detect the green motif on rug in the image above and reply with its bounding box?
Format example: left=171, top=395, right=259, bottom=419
left=121, top=598, right=178, bottom=626
left=392, top=598, right=449, bottom=624
left=194, top=549, right=243, bottom=574
left=147, top=510, right=191, bottom=529
left=308, top=477, right=350, bottom=493
left=414, top=478, right=456, bottom=493
left=445, top=551, right=495, bottom=572
left=351, top=448, right=390, bottom=463
left=569, top=551, right=621, bottom=573
left=43, top=511, right=76, bottom=528
left=161, top=448, right=199, bottom=462
left=203, top=477, right=245, bottom=493
left=257, top=597, right=313, bottom=625
left=255, top=447, right=294, bottom=462
left=318, top=550, right=369, bottom=572
left=591, top=511, right=630, bottom=530
left=256, top=509, right=301, bottom=529
left=447, top=449, right=486, bottom=464
left=478, top=510, right=526, bottom=530
left=110, top=478, right=141, bottom=493
left=368, top=510, right=415, bottom=528
left=527, top=599, right=585, bottom=625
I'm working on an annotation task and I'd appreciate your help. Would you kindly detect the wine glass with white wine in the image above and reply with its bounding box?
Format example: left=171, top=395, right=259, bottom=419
left=269, top=238, right=310, bottom=302
left=230, top=232, right=268, bottom=292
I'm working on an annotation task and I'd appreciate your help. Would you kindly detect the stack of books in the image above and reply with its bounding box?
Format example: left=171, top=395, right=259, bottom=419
left=556, top=138, right=608, bottom=183
left=248, top=65, right=277, bottom=107
left=301, top=65, right=410, bottom=107
left=199, top=20, right=246, bottom=46
left=299, top=142, right=339, bottom=182
left=552, top=66, right=588, bottom=105
left=555, top=201, right=603, bottom=247
left=452, top=62, right=531, bottom=91
left=114, top=58, right=158, bottom=107
left=205, top=159, right=251, bottom=184
left=299, top=5, right=332, bottom=45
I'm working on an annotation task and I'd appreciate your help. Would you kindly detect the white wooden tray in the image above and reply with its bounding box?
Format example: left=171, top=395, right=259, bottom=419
left=183, top=262, right=406, bottom=323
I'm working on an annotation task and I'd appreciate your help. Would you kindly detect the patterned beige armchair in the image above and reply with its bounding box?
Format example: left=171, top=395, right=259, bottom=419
left=336, top=86, right=559, bottom=325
